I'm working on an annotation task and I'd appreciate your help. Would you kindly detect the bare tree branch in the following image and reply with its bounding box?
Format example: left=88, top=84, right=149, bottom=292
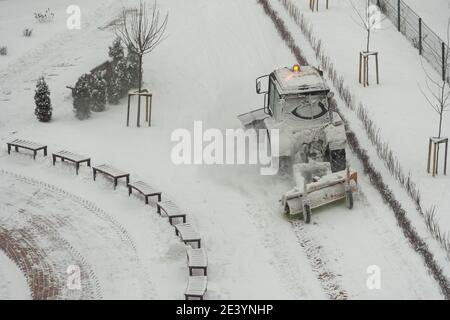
left=114, top=0, right=168, bottom=126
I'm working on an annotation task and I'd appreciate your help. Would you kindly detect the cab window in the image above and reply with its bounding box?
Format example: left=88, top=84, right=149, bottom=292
left=289, top=94, right=327, bottom=120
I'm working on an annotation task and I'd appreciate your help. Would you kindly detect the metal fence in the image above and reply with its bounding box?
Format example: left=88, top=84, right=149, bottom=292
left=371, top=0, right=449, bottom=82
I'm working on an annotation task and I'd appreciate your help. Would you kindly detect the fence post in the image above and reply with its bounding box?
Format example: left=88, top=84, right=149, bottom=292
left=419, top=18, right=422, bottom=55
left=397, top=0, right=401, bottom=31
left=442, top=42, right=446, bottom=82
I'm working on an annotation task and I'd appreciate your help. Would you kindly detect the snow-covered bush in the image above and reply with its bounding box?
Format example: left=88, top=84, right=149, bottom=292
left=90, top=72, right=107, bottom=112
left=23, top=29, right=33, bottom=37
left=109, top=38, right=125, bottom=63
left=73, top=74, right=92, bottom=120
left=34, top=8, right=55, bottom=23
left=108, top=58, right=128, bottom=104
left=0, top=46, right=7, bottom=56
left=107, top=38, right=128, bottom=104
left=126, top=45, right=140, bottom=89
left=34, top=77, right=52, bottom=122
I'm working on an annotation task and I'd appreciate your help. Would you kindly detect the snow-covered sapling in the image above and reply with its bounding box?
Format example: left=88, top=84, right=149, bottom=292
left=349, top=0, right=383, bottom=53
left=115, top=0, right=168, bottom=126
left=350, top=0, right=384, bottom=86
left=73, top=74, right=92, bottom=120
left=420, top=20, right=450, bottom=139
left=34, top=76, right=52, bottom=122
left=420, top=19, right=450, bottom=176
left=90, top=72, right=107, bottom=112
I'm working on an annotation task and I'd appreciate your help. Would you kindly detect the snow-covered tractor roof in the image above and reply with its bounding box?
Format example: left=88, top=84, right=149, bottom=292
left=273, top=66, right=330, bottom=95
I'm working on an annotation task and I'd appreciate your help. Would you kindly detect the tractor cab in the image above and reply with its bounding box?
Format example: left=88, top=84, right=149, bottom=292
left=239, top=65, right=347, bottom=172
left=260, top=65, right=332, bottom=125
left=237, top=65, right=357, bottom=222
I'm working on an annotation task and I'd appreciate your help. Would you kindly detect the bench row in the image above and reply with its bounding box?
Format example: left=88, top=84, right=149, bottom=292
left=6, top=138, right=208, bottom=300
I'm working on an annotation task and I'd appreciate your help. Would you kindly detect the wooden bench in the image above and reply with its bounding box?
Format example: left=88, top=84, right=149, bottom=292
left=128, top=181, right=162, bottom=204
left=7, top=139, right=47, bottom=160
left=92, top=164, right=130, bottom=190
left=187, top=247, right=207, bottom=276
left=52, top=150, right=91, bottom=175
left=157, top=200, right=186, bottom=225
left=185, top=276, right=208, bottom=300
left=175, top=223, right=201, bottom=248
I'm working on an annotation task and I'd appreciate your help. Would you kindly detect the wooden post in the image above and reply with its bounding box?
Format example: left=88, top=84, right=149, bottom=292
left=359, top=52, right=362, bottom=84
left=375, top=52, right=379, bottom=84
left=148, top=95, right=152, bottom=127
left=145, top=96, right=149, bottom=122
left=419, top=18, right=422, bottom=55
left=427, top=137, right=432, bottom=173
left=442, top=42, right=446, bottom=82
left=326, top=0, right=329, bottom=9
left=137, top=94, right=141, bottom=127
left=445, top=139, right=448, bottom=175
left=432, top=142, right=437, bottom=177
left=397, top=0, right=401, bottom=32
left=126, top=94, right=131, bottom=126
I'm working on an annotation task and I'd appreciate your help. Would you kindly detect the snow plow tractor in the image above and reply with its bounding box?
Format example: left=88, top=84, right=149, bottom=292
left=238, top=65, right=357, bottom=223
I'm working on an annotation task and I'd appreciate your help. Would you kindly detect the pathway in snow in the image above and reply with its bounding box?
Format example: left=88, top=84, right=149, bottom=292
left=0, top=170, right=153, bottom=299
left=0, top=250, right=31, bottom=299
left=263, top=0, right=445, bottom=299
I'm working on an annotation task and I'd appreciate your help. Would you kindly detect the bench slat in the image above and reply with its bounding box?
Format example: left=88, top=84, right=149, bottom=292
left=176, top=223, right=200, bottom=241
left=128, top=181, right=160, bottom=195
left=158, top=200, right=183, bottom=217
left=94, top=164, right=129, bottom=177
left=9, top=139, right=46, bottom=150
left=187, top=247, right=207, bottom=267
left=54, top=150, right=90, bottom=162
left=186, top=276, right=207, bottom=296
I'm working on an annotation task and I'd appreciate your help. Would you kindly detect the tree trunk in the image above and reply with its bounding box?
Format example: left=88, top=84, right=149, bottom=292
left=438, top=111, right=443, bottom=138
left=366, top=28, right=371, bottom=53
left=137, top=53, right=143, bottom=127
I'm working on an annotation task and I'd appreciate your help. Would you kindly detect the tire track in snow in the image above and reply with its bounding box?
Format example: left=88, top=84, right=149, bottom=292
left=291, top=221, right=348, bottom=300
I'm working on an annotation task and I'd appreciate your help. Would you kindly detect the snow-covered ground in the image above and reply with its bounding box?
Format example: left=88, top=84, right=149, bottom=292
left=0, top=250, right=30, bottom=299
left=279, top=0, right=450, bottom=258
left=0, top=0, right=448, bottom=299
left=404, top=0, right=450, bottom=40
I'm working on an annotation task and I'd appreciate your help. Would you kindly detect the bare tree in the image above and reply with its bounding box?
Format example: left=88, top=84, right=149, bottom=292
left=115, top=1, right=168, bottom=126
left=349, top=0, right=383, bottom=52
left=420, top=19, right=450, bottom=138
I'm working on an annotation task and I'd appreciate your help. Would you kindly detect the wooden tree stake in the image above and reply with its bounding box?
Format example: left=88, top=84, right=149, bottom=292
left=359, top=51, right=379, bottom=87
left=309, top=0, right=329, bottom=11
left=126, top=89, right=153, bottom=127
left=427, top=137, right=449, bottom=177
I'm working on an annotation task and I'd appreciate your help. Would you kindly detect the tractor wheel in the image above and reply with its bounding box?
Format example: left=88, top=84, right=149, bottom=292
left=346, top=190, right=354, bottom=209
left=303, top=204, right=311, bottom=224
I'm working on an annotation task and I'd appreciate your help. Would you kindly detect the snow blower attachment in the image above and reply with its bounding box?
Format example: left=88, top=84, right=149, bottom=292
left=238, top=65, right=358, bottom=223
